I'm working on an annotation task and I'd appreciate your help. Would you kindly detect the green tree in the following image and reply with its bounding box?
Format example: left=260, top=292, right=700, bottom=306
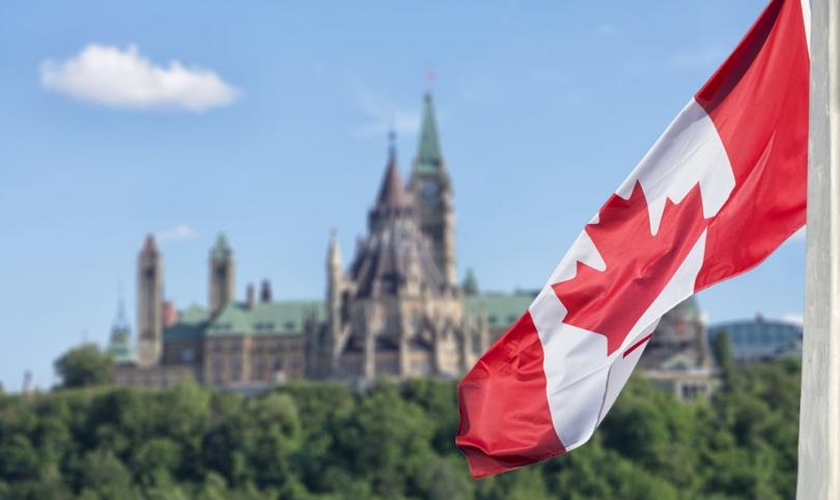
left=0, top=359, right=804, bottom=499
left=712, top=330, right=734, bottom=389
left=54, top=344, right=113, bottom=389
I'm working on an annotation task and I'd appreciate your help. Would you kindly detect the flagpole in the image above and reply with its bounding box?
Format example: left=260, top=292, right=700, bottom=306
left=797, top=0, right=840, bottom=498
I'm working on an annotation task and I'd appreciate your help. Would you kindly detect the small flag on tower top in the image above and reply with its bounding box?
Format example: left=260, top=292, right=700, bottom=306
left=456, top=0, right=810, bottom=478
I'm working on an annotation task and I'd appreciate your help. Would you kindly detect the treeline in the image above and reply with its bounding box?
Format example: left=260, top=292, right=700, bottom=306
left=0, top=359, right=800, bottom=500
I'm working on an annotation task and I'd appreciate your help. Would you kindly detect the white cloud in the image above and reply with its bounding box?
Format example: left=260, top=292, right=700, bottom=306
left=156, top=224, right=201, bottom=243
left=349, top=81, right=420, bottom=139
left=40, top=44, right=240, bottom=111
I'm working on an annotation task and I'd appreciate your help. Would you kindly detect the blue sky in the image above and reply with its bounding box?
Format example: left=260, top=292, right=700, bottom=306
left=0, top=0, right=803, bottom=391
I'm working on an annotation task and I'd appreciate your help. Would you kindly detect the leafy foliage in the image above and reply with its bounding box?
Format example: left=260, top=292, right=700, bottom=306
left=54, top=344, right=114, bottom=389
left=0, top=361, right=800, bottom=499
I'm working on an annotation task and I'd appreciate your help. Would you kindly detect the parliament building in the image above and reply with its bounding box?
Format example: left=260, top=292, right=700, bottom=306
left=107, top=92, right=714, bottom=398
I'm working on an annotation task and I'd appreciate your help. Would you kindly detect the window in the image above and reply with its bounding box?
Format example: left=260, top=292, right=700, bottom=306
left=180, top=348, right=195, bottom=363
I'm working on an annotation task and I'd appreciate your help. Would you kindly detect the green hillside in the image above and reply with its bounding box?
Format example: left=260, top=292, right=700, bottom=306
left=0, top=359, right=800, bottom=500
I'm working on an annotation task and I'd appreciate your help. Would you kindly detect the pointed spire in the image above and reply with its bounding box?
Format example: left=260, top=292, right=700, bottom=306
left=328, top=230, right=342, bottom=269
left=375, top=131, right=411, bottom=209
left=462, top=268, right=479, bottom=296
left=415, top=92, right=444, bottom=172
left=212, top=232, right=232, bottom=259
left=109, top=294, right=135, bottom=365
left=114, top=288, right=129, bottom=329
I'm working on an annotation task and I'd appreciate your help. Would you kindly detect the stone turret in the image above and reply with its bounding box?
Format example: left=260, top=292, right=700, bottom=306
left=209, top=233, right=235, bottom=316
left=326, top=232, right=343, bottom=333
left=137, top=234, right=163, bottom=366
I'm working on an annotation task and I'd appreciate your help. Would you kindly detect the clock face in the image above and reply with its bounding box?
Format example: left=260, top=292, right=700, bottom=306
left=420, top=180, right=441, bottom=204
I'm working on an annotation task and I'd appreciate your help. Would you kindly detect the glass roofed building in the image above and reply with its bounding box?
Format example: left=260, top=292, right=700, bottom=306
left=708, top=316, right=803, bottom=363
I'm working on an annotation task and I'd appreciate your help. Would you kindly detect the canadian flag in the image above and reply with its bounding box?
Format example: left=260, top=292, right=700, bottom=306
left=456, top=0, right=811, bottom=478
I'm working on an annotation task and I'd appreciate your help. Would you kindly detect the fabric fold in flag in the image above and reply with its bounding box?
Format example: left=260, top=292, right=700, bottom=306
left=456, top=0, right=810, bottom=479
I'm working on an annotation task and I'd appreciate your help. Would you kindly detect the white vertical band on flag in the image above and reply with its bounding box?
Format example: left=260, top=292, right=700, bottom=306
left=615, top=100, right=735, bottom=236
left=531, top=99, right=734, bottom=450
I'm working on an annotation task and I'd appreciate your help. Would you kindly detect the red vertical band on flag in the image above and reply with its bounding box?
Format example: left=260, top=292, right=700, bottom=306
left=456, top=311, right=565, bottom=478
left=694, top=0, right=809, bottom=290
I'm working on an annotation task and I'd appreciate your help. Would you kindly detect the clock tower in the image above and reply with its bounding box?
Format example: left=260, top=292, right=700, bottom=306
left=409, top=92, right=457, bottom=288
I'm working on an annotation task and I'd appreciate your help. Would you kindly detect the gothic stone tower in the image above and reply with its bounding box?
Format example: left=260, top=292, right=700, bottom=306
left=209, top=233, right=235, bottom=316
left=408, top=92, right=456, bottom=288
left=137, top=235, right=163, bottom=366
left=324, top=134, right=468, bottom=381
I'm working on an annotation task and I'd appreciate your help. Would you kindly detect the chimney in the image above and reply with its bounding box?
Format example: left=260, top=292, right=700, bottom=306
left=162, top=300, right=179, bottom=327
left=260, top=280, right=272, bottom=303
left=246, top=283, right=255, bottom=309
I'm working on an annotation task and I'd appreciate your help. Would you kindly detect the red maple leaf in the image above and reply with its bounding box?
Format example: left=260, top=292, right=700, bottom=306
left=551, top=181, right=708, bottom=356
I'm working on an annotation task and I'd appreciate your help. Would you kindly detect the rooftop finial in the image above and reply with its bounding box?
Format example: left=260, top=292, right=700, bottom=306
left=115, top=282, right=128, bottom=326
left=388, top=127, right=397, bottom=158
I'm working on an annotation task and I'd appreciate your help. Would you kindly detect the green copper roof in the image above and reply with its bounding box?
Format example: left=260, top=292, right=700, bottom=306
left=207, top=303, right=251, bottom=335
left=415, top=93, right=444, bottom=172
left=212, top=233, right=232, bottom=259
left=164, top=304, right=210, bottom=340
left=108, top=326, right=136, bottom=364
left=465, top=292, right=535, bottom=329
left=663, top=296, right=702, bottom=323
left=206, top=300, right=325, bottom=337
left=107, top=299, right=135, bottom=364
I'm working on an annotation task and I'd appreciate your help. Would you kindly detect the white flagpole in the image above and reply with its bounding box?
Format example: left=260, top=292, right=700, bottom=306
left=797, top=0, right=840, bottom=498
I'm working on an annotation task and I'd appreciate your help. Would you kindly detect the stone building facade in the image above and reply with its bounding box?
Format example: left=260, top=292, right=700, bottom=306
left=109, top=93, right=531, bottom=389
left=640, top=297, right=717, bottom=400
left=108, top=91, right=715, bottom=396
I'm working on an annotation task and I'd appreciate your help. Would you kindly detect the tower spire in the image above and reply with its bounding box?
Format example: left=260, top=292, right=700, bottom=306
left=328, top=230, right=342, bottom=269
left=209, top=232, right=235, bottom=315
left=388, top=127, right=397, bottom=158
left=415, top=92, right=444, bottom=172
left=408, top=92, right=457, bottom=288
left=115, top=290, right=128, bottom=328
left=375, top=131, right=411, bottom=210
